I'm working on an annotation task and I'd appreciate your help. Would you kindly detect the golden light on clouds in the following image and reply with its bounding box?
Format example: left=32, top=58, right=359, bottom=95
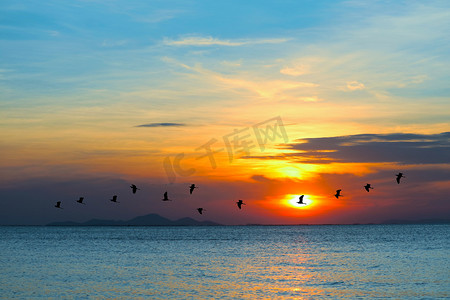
left=1, top=0, right=449, bottom=227
left=277, top=166, right=302, bottom=178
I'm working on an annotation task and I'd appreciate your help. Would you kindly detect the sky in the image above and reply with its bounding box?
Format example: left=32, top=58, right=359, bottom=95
left=0, top=0, right=449, bottom=225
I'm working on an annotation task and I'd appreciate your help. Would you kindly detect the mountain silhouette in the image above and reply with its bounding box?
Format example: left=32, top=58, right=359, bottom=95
left=47, top=213, right=221, bottom=226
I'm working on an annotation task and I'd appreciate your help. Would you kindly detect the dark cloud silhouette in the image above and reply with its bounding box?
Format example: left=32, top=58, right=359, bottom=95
left=135, top=123, right=186, bottom=127
left=251, top=175, right=273, bottom=182
left=245, top=132, right=450, bottom=164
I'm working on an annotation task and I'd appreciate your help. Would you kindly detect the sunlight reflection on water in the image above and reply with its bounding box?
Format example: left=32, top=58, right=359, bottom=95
left=0, top=225, right=449, bottom=299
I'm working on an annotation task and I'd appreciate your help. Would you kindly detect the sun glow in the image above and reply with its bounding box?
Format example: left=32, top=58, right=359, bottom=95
left=277, top=166, right=302, bottom=178
left=285, top=194, right=314, bottom=209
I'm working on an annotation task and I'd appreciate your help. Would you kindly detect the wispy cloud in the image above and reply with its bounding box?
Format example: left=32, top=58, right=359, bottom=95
left=280, top=64, right=310, bottom=76
left=346, top=81, right=365, bottom=91
left=161, top=57, right=318, bottom=100
left=135, top=123, right=186, bottom=128
left=163, top=36, right=290, bottom=47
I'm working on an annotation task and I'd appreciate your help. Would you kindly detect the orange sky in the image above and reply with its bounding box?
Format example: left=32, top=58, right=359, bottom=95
left=0, top=1, right=449, bottom=225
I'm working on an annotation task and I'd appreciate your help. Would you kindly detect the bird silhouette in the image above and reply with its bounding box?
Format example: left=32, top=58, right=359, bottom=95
left=396, top=173, right=405, bottom=184
left=197, top=208, right=204, bottom=215
left=297, top=195, right=306, bottom=205
left=110, top=195, right=119, bottom=203
left=364, top=183, right=374, bottom=192
left=335, top=189, right=342, bottom=199
left=76, top=197, right=85, bottom=205
left=189, top=184, right=198, bottom=195
left=162, top=191, right=171, bottom=201
left=54, top=201, right=62, bottom=209
left=236, top=199, right=245, bottom=209
left=130, top=184, right=140, bottom=194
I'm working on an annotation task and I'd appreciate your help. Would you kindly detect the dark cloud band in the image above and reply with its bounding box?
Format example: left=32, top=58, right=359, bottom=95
left=245, top=132, right=450, bottom=164
left=135, top=123, right=186, bottom=128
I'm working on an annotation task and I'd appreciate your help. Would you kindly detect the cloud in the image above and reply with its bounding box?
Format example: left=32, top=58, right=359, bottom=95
left=163, top=36, right=290, bottom=47
left=289, top=132, right=450, bottom=164
left=221, top=60, right=242, bottom=67
left=346, top=81, right=365, bottom=91
left=280, top=64, right=310, bottom=76
left=251, top=175, right=274, bottom=182
left=296, top=96, right=322, bottom=102
left=161, top=57, right=318, bottom=99
left=135, top=123, right=186, bottom=127
left=245, top=132, right=450, bottom=165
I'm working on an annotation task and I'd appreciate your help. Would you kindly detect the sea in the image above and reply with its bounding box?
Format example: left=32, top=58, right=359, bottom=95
left=0, top=225, right=449, bottom=299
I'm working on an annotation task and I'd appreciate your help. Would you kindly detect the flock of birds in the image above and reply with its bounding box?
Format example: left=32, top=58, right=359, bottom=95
left=332, top=173, right=404, bottom=200
left=53, top=183, right=248, bottom=214
left=54, top=173, right=406, bottom=215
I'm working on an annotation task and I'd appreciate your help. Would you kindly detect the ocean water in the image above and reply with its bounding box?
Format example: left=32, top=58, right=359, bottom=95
left=0, top=225, right=449, bottom=299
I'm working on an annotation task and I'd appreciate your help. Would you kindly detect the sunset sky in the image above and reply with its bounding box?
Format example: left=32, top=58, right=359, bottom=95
left=1, top=0, right=449, bottom=225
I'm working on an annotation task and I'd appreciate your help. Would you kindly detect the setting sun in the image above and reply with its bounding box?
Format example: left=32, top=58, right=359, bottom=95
left=285, top=194, right=314, bottom=208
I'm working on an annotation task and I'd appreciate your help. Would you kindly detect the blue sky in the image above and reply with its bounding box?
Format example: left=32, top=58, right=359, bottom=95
left=2, top=0, right=448, bottom=102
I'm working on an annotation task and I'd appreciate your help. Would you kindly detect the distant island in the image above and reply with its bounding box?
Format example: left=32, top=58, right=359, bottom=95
left=47, top=213, right=221, bottom=226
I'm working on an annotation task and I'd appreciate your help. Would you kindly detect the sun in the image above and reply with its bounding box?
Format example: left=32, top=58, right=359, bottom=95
left=284, top=194, right=314, bottom=209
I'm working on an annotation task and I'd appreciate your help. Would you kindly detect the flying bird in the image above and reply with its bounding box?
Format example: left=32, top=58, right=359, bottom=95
left=335, top=189, right=342, bottom=199
left=110, top=195, right=119, bottom=203
left=162, top=191, right=171, bottom=201
left=236, top=200, right=245, bottom=209
left=396, top=173, right=405, bottom=184
left=297, top=195, right=306, bottom=205
left=364, top=184, right=374, bottom=192
left=130, top=184, right=140, bottom=194
left=189, top=184, right=198, bottom=195
left=197, top=208, right=204, bottom=215
left=76, top=197, right=85, bottom=204
left=54, top=201, right=62, bottom=209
